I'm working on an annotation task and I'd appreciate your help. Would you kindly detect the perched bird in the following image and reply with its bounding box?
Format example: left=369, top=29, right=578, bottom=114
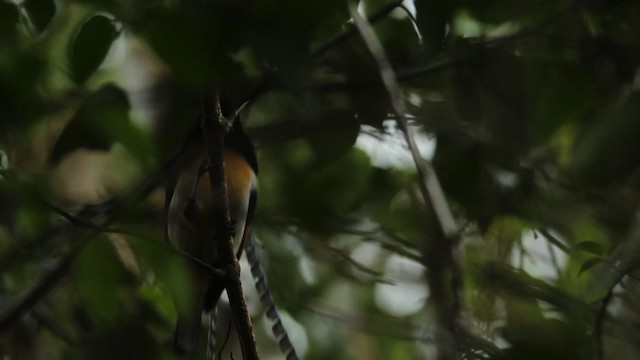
left=167, top=118, right=258, bottom=356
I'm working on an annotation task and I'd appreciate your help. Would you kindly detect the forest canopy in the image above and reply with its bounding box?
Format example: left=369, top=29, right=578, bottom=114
left=1, top=0, right=640, bottom=359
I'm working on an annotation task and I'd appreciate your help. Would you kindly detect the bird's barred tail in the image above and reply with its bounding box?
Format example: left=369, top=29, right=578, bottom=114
left=206, top=306, right=218, bottom=360
left=245, top=234, right=299, bottom=360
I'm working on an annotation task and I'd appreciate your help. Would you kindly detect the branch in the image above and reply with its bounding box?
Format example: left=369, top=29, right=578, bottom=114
left=312, top=0, right=404, bottom=58
left=30, top=310, right=77, bottom=346
left=237, top=0, right=407, bottom=112
left=0, top=249, right=76, bottom=333
left=595, top=288, right=613, bottom=360
left=52, top=202, right=227, bottom=279
left=200, top=92, right=259, bottom=360
left=537, top=228, right=570, bottom=254
left=0, top=199, right=226, bottom=333
left=348, top=3, right=461, bottom=359
left=311, top=55, right=458, bottom=92
left=347, top=4, right=457, bottom=240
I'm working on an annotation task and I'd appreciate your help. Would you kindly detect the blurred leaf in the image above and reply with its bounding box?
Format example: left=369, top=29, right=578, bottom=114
left=72, top=239, right=135, bottom=328
left=414, top=0, right=456, bottom=58
left=135, top=6, right=220, bottom=88
left=138, top=282, right=175, bottom=328
left=465, top=0, right=563, bottom=26
left=70, top=15, right=118, bottom=85
left=73, top=0, right=122, bottom=14
left=307, top=110, right=360, bottom=163
left=273, top=144, right=373, bottom=232
left=605, top=2, right=640, bottom=44
left=570, top=91, right=640, bottom=185
left=0, top=175, right=55, bottom=239
left=79, top=323, right=160, bottom=360
left=450, top=49, right=528, bottom=168
left=434, top=139, right=499, bottom=229
left=51, top=83, right=154, bottom=166
left=253, top=0, right=346, bottom=42
left=51, top=84, right=126, bottom=162
left=128, top=237, right=195, bottom=327
left=349, top=88, right=389, bottom=129
left=23, top=0, right=56, bottom=33
left=578, top=256, right=603, bottom=276
left=0, top=2, right=19, bottom=43
left=572, top=241, right=603, bottom=255
left=581, top=36, right=640, bottom=92
left=0, top=51, right=46, bottom=136
left=524, top=62, right=597, bottom=144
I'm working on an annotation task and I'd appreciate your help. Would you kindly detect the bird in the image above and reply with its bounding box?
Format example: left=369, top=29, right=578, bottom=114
left=166, top=118, right=258, bottom=356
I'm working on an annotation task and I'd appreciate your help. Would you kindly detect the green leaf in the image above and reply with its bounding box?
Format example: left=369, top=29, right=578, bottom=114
left=465, top=0, right=562, bottom=26
left=572, top=241, right=603, bottom=255
left=449, top=49, right=528, bottom=168
left=128, top=237, right=196, bottom=324
left=50, top=84, right=154, bottom=166
left=0, top=2, right=19, bottom=41
left=578, top=257, right=603, bottom=276
left=307, top=110, right=360, bottom=163
left=270, top=143, right=373, bottom=233
left=72, top=239, right=135, bottom=327
left=50, top=84, right=128, bottom=163
left=23, top=0, right=56, bottom=33
left=136, top=7, right=219, bottom=88
left=70, top=15, right=118, bottom=85
left=570, top=91, right=640, bottom=185
left=524, top=62, right=597, bottom=144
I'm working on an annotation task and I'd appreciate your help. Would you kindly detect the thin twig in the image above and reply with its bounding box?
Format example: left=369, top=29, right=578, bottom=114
left=48, top=204, right=130, bottom=235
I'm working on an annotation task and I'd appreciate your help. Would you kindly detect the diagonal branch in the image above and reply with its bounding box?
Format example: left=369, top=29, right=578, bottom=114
left=313, top=0, right=404, bottom=58
left=30, top=310, right=77, bottom=346
left=347, top=3, right=457, bottom=240
left=348, top=3, right=461, bottom=359
left=0, top=201, right=225, bottom=333
left=0, top=248, right=76, bottom=333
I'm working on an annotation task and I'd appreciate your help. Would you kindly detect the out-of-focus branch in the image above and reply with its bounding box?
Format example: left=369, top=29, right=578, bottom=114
left=238, top=0, right=407, bottom=112
left=537, top=228, right=570, bottom=254
left=347, top=3, right=457, bottom=240
left=308, top=303, right=434, bottom=342
left=595, top=289, right=613, bottom=360
left=312, top=56, right=458, bottom=91
left=347, top=4, right=461, bottom=359
left=30, top=310, right=77, bottom=346
left=0, top=198, right=226, bottom=334
left=0, top=249, right=76, bottom=333
left=589, top=206, right=640, bottom=301
left=200, top=92, right=259, bottom=360
left=312, top=0, right=404, bottom=58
